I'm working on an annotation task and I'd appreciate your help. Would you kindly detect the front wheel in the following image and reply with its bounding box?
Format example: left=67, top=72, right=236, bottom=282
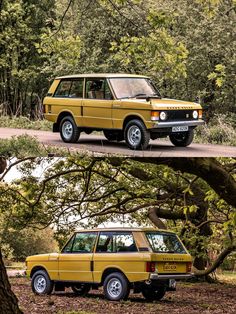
left=141, top=286, right=166, bottom=301
left=71, top=283, right=91, bottom=296
left=31, top=270, right=54, bottom=295
left=103, top=272, right=130, bottom=301
left=169, top=129, right=194, bottom=147
left=124, top=119, right=150, bottom=150
left=59, top=116, right=80, bottom=143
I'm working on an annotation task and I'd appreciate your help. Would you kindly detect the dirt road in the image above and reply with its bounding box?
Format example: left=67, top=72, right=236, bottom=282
left=0, top=127, right=235, bottom=157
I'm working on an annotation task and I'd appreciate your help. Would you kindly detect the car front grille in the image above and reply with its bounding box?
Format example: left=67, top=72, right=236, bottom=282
left=167, top=110, right=194, bottom=121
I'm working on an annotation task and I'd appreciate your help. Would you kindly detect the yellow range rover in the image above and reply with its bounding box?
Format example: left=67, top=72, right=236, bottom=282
left=43, top=74, right=204, bottom=150
left=26, top=228, right=193, bottom=301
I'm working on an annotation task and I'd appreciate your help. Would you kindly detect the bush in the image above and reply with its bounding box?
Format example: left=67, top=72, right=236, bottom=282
left=195, top=114, right=236, bottom=146
left=0, top=116, right=52, bottom=131
left=0, top=134, right=68, bottom=157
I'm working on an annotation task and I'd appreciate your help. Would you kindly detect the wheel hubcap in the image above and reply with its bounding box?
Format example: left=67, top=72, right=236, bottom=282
left=62, top=121, right=73, bottom=140
left=34, top=275, right=46, bottom=293
left=127, top=125, right=141, bottom=146
left=107, top=278, right=122, bottom=298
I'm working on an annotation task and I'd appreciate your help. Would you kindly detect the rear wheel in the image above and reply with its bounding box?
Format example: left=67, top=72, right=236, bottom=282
left=103, top=272, right=130, bottom=301
left=169, top=130, right=194, bottom=147
left=124, top=119, right=150, bottom=150
left=31, top=270, right=53, bottom=295
left=71, top=283, right=91, bottom=296
left=141, top=286, right=166, bottom=301
left=59, top=116, right=80, bottom=143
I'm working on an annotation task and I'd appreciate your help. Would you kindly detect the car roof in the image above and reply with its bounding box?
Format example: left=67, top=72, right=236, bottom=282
left=56, top=73, right=149, bottom=79
left=74, top=227, right=175, bottom=234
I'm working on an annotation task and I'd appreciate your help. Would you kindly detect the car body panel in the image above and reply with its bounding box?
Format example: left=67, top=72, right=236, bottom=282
left=26, top=228, right=193, bottom=284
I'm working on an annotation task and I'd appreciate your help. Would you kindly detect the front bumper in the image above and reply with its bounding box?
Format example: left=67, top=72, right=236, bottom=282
left=149, top=273, right=194, bottom=280
left=153, top=119, right=205, bottom=129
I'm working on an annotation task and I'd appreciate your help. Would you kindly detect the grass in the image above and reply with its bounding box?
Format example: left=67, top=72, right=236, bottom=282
left=0, top=134, right=69, bottom=157
left=0, top=115, right=52, bottom=131
left=217, top=271, right=236, bottom=285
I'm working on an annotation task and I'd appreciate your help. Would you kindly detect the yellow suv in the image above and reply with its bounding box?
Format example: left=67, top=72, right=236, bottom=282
left=43, top=74, right=204, bottom=150
left=26, top=228, right=193, bottom=301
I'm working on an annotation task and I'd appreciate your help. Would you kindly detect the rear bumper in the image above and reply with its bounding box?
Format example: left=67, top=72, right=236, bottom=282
left=153, top=119, right=204, bottom=129
left=149, top=273, right=194, bottom=280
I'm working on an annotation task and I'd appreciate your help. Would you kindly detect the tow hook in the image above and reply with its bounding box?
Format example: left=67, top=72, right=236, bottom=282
left=145, top=280, right=152, bottom=285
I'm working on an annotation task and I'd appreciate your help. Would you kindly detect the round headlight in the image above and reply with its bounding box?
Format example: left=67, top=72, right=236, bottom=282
left=193, top=110, right=198, bottom=119
left=160, top=111, right=168, bottom=121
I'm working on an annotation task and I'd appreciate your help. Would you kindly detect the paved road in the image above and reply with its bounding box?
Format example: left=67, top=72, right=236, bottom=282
left=0, top=127, right=235, bottom=157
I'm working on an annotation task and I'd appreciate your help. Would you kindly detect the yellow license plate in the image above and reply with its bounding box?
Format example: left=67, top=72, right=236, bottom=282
left=163, top=262, right=177, bottom=271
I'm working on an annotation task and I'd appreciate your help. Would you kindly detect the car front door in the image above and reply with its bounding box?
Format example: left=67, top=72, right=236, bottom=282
left=58, top=232, right=97, bottom=282
left=82, top=78, right=113, bottom=129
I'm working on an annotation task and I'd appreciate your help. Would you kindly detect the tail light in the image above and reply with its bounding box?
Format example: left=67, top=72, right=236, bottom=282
left=186, top=262, right=192, bottom=273
left=199, top=109, right=203, bottom=119
left=43, top=104, right=46, bottom=114
left=146, top=261, right=156, bottom=272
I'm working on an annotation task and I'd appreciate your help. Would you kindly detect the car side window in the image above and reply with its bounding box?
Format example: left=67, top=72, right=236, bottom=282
left=69, top=79, right=84, bottom=98
left=62, top=232, right=97, bottom=253
left=54, top=80, right=72, bottom=97
left=85, top=79, right=113, bottom=100
left=71, top=232, right=97, bottom=253
left=96, top=232, right=137, bottom=253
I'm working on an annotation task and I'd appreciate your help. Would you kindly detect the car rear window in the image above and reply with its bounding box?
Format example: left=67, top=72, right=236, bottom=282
left=145, top=232, right=186, bottom=254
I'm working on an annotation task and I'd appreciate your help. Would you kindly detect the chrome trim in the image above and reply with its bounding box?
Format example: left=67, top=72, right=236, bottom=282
left=153, top=119, right=204, bottom=128
left=149, top=273, right=194, bottom=280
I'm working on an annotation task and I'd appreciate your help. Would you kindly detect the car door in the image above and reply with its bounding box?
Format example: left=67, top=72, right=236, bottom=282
left=58, top=232, right=98, bottom=282
left=82, top=78, right=113, bottom=129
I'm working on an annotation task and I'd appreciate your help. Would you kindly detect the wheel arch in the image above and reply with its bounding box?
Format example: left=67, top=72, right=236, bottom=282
left=122, top=115, right=146, bottom=130
left=56, top=111, right=75, bottom=125
left=30, top=266, right=49, bottom=278
left=101, top=267, right=129, bottom=285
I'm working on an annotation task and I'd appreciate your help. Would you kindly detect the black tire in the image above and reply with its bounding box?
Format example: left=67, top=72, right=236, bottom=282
left=124, top=119, right=150, bottom=150
left=169, top=129, right=194, bottom=147
left=71, top=283, right=91, bottom=296
left=31, top=270, right=54, bottom=295
left=103, top=130, right=124, bottom=142
left=103, top=272, right=130, bottom=301
left=59, top=116, right=80, bottom=143
left=141, top=286, right=166, bottom=301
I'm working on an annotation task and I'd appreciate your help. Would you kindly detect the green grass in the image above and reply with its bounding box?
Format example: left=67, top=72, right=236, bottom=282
left=217, top=271, right=236, bottom=285
left=0, top=134, right=69, bottom=157
left=0, top=115, right=52, bottom=131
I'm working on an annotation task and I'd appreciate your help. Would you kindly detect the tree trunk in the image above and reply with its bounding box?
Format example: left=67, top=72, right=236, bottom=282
left=0, top=250, right=23, bottom=314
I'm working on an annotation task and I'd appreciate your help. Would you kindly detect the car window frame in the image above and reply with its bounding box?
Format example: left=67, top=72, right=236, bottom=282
left=53, top=78, right=84, bottom=99
left=95, top=231, right=138, bottom=253
left=61, top=231, right=98, bottom=254
left=85, top=78, right=114, bottom=100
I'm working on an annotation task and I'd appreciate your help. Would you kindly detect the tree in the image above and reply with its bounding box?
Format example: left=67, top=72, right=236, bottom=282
left=0, top=157, right=23, bottom=314
left=1, top=157, right=235, bottom=277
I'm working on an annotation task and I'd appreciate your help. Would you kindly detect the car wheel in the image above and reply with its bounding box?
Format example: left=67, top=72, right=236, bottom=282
left=169, top=129, right=194, bottom=147
left=31, top=270, right=54, bottom=295
left=103, top=130, right=124, bottom=142
left=60, top=116, right=80, bottom=143
left=141, top=286, right=166, bottom=301
left=103, top=272, right=130, bottom=301
left=71, top=283, right=91, bottom=296
left=124, top=119, right=150, bottom=150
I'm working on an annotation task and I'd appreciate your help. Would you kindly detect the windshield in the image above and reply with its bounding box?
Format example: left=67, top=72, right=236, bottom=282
left=109, top=78, right=160, bottom=99
left=146, top=232, right=186, bottom=254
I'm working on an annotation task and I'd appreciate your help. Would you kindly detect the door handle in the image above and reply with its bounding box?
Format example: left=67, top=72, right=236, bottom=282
left=113, top=104, right=121, bottom=108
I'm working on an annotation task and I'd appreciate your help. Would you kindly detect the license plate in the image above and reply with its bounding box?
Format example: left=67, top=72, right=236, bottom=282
left=172, top=126, right=188, bottom=132
left=163, top=262, right=177, bottom=271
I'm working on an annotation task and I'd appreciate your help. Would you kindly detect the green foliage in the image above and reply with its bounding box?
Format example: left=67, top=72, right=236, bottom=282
left=0, top=116, right=52, bottom=131
left=0, top=134, right=68, bottom=157
left=195, top=114, right=236, bottom=146
left=0, top=227, right=58, bottom=261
